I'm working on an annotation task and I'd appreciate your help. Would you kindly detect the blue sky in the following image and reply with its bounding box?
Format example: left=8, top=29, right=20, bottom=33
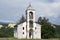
left=0, top=0, right=60, bottom=25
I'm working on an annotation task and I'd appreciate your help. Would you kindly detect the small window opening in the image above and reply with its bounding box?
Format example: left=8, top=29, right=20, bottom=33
left=23, top=27, right=24, bottom=30
left=23, top=32, right=24, bottom=34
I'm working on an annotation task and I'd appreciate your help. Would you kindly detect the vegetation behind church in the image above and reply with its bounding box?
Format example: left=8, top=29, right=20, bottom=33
left=0, top=24, right=14, bottom=37
left=37, top=17, right=56, bottom=39
left=0, top=16, right=60, bottom=39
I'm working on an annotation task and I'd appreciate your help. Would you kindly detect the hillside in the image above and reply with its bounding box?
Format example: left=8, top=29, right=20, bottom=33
left=0, top=22, right=8, bottom=26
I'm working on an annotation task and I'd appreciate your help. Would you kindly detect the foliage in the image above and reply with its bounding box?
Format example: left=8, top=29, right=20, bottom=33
left=54, top=25, right=60, bottom=38
left=0, top=27, right=14, bottom=37
left=37, top=17, right=56, bottom=39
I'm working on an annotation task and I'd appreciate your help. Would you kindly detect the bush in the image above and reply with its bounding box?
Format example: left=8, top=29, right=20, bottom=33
left=0, top=27, right=14, bottom=37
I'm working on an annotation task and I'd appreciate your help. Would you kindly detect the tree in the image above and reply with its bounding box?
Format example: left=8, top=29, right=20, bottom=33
left=0, top=27, right=14, bottom=37
left=38, top=17, right=42, bottom=24
left=38, top=17, right=49, bottom=25
left=37, top=17, right=56, bottom=39
left=17, top=15, right=26, bottom=24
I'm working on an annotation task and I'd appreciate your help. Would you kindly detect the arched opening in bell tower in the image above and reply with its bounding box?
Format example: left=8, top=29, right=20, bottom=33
left=29, top=20, right=33, bottom=28
left=29, top=12, right=33, bottom=19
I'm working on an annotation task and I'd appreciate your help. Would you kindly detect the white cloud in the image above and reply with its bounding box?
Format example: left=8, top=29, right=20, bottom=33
left=0, top=0, right=60, bottom=24
left=32, top=2, right=60, bottom=18
left=31, top=1, right=60, bottom=24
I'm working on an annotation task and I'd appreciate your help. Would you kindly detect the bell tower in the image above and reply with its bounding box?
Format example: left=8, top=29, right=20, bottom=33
left=26, top=4, right=35, bottom=39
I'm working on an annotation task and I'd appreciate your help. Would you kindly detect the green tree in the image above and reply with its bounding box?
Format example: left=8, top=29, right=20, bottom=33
left=38, top=17, right=49, bottom=25
left=17, top=15, right=26, bottom=24
left=37, top=17, right=56, bottom=39
left=0, top=27, right=14, bottom=37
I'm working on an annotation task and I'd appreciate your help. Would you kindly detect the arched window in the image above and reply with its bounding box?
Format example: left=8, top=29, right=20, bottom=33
left=23, top=27, right=24, bottom=30
left=29, top=12, right=33, bottom=19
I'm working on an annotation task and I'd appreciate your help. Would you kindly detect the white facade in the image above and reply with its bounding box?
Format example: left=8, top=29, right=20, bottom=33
left=14, top=4, right=41, bottom=39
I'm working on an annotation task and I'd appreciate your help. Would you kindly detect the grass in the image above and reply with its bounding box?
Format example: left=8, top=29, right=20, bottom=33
left=0, top=38, right=60, bottom=40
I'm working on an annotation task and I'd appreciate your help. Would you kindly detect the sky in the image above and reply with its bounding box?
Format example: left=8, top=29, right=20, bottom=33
left=0, top=0, right=60, bottom=25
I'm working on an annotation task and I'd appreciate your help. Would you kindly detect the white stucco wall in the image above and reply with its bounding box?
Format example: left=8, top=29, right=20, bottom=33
left=14, top=22, right=41, bottom=39
left=33, top=23, right=41, bottom=39
left=17, top=22, right=26, bottom=39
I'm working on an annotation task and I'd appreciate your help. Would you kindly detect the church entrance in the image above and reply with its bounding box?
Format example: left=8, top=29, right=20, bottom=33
left=29, top=29, right=33, bottom=39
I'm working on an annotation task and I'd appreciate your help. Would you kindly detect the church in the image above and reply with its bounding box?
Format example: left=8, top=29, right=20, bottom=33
left=14, top=4, right=41, bottom=39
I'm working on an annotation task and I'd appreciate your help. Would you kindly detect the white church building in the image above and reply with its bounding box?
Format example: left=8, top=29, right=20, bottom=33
left=14, top=4, right=41, bottom=39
